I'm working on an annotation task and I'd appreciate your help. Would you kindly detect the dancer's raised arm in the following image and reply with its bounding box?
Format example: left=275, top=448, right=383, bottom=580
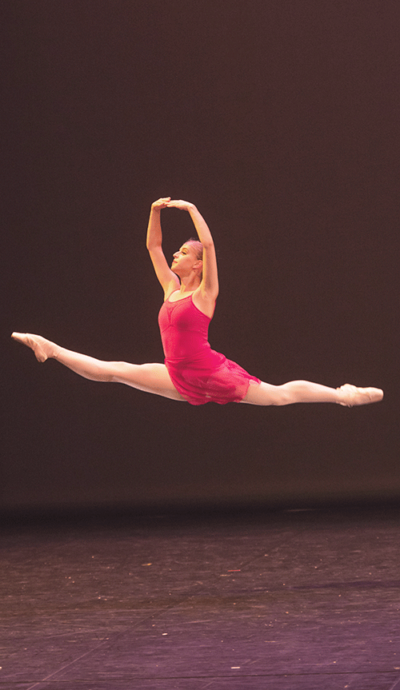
left=146, top=197, right=180, bottom=296
left=167, top=200, right=219, bottom=301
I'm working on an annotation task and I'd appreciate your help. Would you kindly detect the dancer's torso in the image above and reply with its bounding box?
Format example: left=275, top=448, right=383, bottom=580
left=158, top=293, right=212, bottom=363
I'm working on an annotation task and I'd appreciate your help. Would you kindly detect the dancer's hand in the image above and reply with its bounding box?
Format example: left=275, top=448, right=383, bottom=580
left=151, top=197, right=171, bottom=211
left=166, top=199, right=195, bottom=212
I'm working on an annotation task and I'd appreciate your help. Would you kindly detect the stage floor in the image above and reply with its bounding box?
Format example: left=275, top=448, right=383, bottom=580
left=1, top=506, right=400, bottom=689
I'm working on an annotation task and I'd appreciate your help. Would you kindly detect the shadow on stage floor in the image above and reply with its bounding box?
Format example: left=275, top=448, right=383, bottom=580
left=2, top=503, right=400, bottom=689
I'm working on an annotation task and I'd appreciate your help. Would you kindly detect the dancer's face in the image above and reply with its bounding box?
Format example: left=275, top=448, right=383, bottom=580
left=171, top=244, right=201, bottom=276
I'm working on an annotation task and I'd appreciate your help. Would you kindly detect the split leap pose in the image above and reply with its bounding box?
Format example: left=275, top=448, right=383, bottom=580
left=12, top=198, right=383, bottom=408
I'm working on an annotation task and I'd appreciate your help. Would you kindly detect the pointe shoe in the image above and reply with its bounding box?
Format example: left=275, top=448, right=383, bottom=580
left=337, top=383, right=384, bottom=407
left=11, top=332, right=49, bottom=362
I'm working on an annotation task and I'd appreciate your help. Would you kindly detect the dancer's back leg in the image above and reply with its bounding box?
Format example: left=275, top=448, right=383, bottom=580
left=11, top=333, right=185, bottom=402
left=241, top=379, right=383, bottom=407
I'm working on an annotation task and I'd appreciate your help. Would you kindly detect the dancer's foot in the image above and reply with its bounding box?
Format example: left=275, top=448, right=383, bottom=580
left=11, top=333, right=55, bottom=362
left=337, top=383, right=384, bottom=407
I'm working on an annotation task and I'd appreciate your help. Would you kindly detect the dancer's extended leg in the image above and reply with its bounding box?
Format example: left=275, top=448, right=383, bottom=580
left=241, top=380, right=383, bottom=407
left=11, top=333, right=185, bottom=401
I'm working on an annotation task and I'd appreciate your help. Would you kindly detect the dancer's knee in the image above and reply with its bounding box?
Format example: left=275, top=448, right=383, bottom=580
left=110, top=362, right=167, bottom=388
left=276, top=381, right=314, bottom=405
left=272, top=386, right=293, bottom=406
left=110, top=361, right=184, bottom=400
left=260, top=382, right=298, bottom=406
left=109, top=361, right=138, bottom=383
left=90, top=360, right=117, bottom=382
left=275, top=381, right=314, bottom=405
left=242, top=381, right=292, bottom=406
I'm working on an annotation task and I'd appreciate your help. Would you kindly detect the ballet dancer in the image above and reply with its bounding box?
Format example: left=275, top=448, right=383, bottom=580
left=12, top=198, right=383, bottom=408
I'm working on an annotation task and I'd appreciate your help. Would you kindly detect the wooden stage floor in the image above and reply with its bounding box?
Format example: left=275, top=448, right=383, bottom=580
left=1, top=505, right=400, bottom=689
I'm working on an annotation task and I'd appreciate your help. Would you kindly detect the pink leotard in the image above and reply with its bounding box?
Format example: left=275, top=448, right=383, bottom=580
left=158, top=293, right=260, bottom=405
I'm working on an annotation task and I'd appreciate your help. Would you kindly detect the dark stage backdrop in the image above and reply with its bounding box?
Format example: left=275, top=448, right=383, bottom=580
left=2, top=0, right=398, bottom=514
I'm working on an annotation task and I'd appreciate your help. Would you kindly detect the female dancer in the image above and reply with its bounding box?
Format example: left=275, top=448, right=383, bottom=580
left=12, top=198, right=383, bottom=408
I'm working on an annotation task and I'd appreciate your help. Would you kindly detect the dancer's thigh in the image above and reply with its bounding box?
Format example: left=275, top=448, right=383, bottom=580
left=112, top=362, right=186, bottom=401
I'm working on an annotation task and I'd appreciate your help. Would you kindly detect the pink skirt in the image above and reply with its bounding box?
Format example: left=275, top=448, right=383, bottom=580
left=165, top=349, right=260, bottom=405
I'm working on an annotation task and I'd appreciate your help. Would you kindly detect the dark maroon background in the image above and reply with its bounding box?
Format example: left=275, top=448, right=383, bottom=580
left=2, top=0, right=398, bottom=513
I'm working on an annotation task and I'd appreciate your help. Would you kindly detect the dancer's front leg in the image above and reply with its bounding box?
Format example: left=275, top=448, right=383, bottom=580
left=11, top=333, right=185, bottom=401
left=242, top=379, right=383, bottom=407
